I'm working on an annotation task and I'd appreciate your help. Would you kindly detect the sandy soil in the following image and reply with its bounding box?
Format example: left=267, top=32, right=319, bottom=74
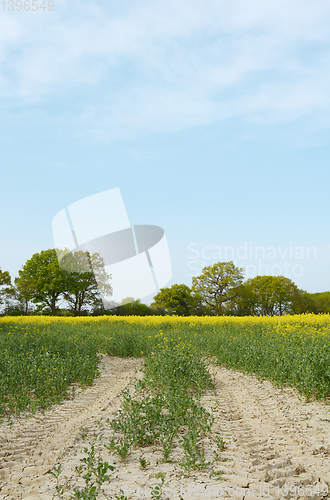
left=1, top=356, right=330, bottom=500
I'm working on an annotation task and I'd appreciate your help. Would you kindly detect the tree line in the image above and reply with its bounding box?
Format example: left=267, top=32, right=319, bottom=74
left=0, top=250, right=329, bottom=316
left=0, top=249, right=112, bottom=316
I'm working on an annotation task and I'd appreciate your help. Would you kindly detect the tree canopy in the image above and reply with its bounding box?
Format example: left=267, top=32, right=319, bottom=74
left=16, top=249, right=68, bottom=313
left=0, top=268, right=12, bottom=311
left=243, top=275, right=301, bottom=316
left=60, top=249, right=112, bottom=315
left=191, top=261, right=244, bottom=315
left=151, top=284, right=203, bottom=315
left=302, top=291, right=330, bottom=314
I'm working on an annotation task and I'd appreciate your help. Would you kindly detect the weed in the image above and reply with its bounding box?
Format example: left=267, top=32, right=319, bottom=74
left=52, top=442, right=114, bottom=499
left=49, top=464, right=65, bottom=498
left=179, top=430, right=212, bottom=472
left=109, top=437, right=132, bottom=460
left=80, top=427, right=89, bottom=441
left=108, top=338, right=215, bottom=468
left=115, top=489, right=128, bottom=500
left=216, top=435, right=226, bottom=451
left=154, top=472, right=165, bottom=479
left=138, top=456, right=150, bottom=469
left=211, top=470, right=223, bottom=481
left=151, top=477, right=165, bottom=499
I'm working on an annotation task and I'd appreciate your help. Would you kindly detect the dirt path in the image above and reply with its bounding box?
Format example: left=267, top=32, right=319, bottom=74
left=1, top=359, right=330, bottom=500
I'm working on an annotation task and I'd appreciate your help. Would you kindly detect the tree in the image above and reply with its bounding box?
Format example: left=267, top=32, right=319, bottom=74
left=121, top=297, right=136, bottom=305
left=151, top=284, right=204, bottom=316
left=60, top=249, right=112, bottom=315
left=191, top=262, right=244, bottom=315
left=0, top=268, right=13, bottom=313
left=303, top=291, right=330, bottom=314
left=16, top=249, right=68, bottom=314
left=14, top=274, right=36, bottom=315
left=114, top=298, right=151, bottom=316
left=244, top=275, right=300, bottom=316
left=289, top=289, right=314, bottom=314
left=223, top=282, right=256, bottom=316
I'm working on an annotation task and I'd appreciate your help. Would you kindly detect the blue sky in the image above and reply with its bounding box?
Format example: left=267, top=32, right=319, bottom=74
left=1, top=0, right=330, bottom=303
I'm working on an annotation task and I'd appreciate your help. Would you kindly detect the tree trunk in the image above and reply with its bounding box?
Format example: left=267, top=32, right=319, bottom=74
left=51, top=293, right=57, bottom=314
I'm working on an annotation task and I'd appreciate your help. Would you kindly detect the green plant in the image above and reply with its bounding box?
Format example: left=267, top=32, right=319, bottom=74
left=72, top=442, right=113, bottom=499
left=179, top=429, right=211, bottom=471
left=5, top=313, right=330, bottom=420
left=107, top=337, right=215, bottom=469
left=216, top=435, right=226, bottom=451
left=154, top=472, right=165, bottom=479
left=115, top=489, right=128, bottom=500
left=138, top=456, right=150, bottom=469
left=80, top=427, right=89, bottom=440
left=151, top=477, right=165, bottom=499
left=211, top=470, right=223, bottom=481
left=49, top=464, right=65, bottom=498
left=104, top=438, right=115, bottom=452
left=112, top=438, right=132, bottom=460
left=51, top=442, right=114, bottom=499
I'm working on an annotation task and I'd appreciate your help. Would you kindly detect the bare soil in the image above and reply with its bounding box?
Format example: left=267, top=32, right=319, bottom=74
left=1, top=356, right=330, bottom=500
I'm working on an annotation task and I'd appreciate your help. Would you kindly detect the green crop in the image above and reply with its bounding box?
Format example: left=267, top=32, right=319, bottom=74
left=2, top=313, right=330, bottom=420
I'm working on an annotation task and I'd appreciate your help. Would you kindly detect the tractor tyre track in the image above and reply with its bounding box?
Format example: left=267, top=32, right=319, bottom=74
left=207, top=367, right=330, bottom=500
left=0, top=356, right=142, bottom=500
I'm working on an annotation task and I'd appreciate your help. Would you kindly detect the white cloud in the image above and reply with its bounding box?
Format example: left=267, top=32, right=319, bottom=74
left=0, top=0, right=330, bottom=136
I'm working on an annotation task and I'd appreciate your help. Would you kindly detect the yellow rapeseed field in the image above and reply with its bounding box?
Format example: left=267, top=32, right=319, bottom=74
left=1, top=313, right=330, bottom=418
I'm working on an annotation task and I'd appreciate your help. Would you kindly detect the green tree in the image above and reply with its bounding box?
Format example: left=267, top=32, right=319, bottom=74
left=13, top=274, right=36, bottom=315
left=60, top=249, right=112, bottom=315
left=245, top=275, right=300, bottom=316
left=191, top=262, right=244, bottom=315
left=120, top=297, right=136, bottom=305
left=289, top=289, right=314, bottom=314
left=0, top=268, right=13, bottom=313
left=303, top=291, right=330, bottom=314
left=224, top=282, right=256, bottom=316
left=151, top=284, right=203, bottom=315
left=114, top=298, right=151, bottom=316
left=16, top=249, right=68, bottom=314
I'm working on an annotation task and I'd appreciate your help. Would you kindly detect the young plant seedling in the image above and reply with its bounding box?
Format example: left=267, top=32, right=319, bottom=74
left=115, top=489, right=128, bottom=500
left=216, top=435, right=226, bottom=451
left=151, top=477, right=165, bottom=499
left=49, top=464, right=65, bottom=498
left=211, top=470, right=223, bottom=481
left=139, top=456, right=150, bottom=469
left=80, top=427, right=89, bottom=440
left=51, top=442, right=114, bottom=499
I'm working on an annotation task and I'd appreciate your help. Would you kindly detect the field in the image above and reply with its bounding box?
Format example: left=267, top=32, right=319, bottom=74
left=1, top=315, right=330, bottom=499
left=1, top=314, right=330, bottom=419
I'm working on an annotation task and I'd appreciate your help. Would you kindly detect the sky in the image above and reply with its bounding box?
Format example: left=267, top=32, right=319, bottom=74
left=1, top=0, right=330, bottom=304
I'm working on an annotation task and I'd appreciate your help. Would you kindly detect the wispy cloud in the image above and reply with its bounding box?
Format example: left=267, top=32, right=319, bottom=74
left=1, top=0, right=330, bottom=138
